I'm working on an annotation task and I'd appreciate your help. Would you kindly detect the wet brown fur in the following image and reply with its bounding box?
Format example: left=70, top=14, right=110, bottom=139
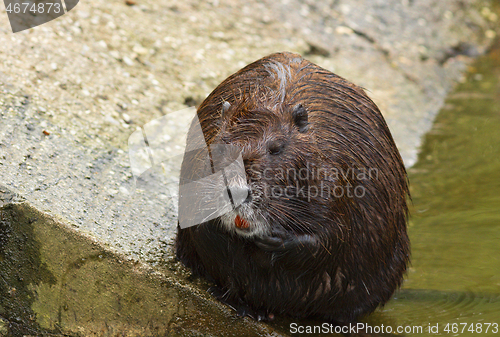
left=176, top=52, right=410, bottom=323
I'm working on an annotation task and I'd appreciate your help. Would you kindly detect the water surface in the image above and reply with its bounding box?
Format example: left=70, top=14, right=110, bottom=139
left=367, top=39, right=500, bottom=336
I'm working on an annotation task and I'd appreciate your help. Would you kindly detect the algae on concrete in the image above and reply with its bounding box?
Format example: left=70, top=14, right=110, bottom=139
left=0, top=185, right=286, bottom=336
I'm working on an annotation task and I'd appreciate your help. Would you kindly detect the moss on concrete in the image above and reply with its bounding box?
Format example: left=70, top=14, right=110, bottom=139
left=0, top=186, right=284, bottom=336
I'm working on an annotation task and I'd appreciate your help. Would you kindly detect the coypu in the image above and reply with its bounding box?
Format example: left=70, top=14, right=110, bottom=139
left=175, top=52, right=410, bottom=324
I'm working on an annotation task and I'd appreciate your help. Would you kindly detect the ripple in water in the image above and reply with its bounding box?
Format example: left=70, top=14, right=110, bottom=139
left=390, top=289, right=500, bottom=322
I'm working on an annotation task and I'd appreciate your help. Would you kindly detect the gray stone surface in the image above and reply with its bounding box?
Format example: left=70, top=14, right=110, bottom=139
left=0, top=0, right=498, bottom=261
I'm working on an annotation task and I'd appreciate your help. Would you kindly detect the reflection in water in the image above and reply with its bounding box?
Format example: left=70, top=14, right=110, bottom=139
left=370, top=40, right=500, bottom=334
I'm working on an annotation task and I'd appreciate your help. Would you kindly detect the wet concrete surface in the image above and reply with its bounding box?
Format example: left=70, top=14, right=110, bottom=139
left=0, top=185, right=286, bottom=336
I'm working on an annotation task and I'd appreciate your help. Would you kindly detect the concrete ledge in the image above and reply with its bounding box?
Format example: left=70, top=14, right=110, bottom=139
left=0, top=186, right=284, bottom=336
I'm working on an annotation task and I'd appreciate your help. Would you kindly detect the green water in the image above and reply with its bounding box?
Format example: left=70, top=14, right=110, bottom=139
left=368, top=41, right=500, bottom=335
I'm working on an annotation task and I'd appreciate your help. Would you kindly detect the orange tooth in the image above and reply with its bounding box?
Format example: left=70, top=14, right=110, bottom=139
left=235, top=215, right=250, bottom=229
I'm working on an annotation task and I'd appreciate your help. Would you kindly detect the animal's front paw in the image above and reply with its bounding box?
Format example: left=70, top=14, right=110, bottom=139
left=254, top=230, right=318, bottom=253
left=254, top=235, right=285, bottom=251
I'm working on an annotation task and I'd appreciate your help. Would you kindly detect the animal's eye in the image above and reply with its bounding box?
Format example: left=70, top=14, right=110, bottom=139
left=268, top=141, right=285, bottom=155
left=292, top=104, right=309, bottom=133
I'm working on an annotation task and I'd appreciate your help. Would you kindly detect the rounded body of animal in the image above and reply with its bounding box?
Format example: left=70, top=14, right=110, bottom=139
left=175, top=52, right=410, bottom=324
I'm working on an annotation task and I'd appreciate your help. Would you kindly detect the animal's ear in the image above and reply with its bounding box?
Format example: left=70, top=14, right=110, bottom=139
left=292, top=104, right=309, bottom=133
